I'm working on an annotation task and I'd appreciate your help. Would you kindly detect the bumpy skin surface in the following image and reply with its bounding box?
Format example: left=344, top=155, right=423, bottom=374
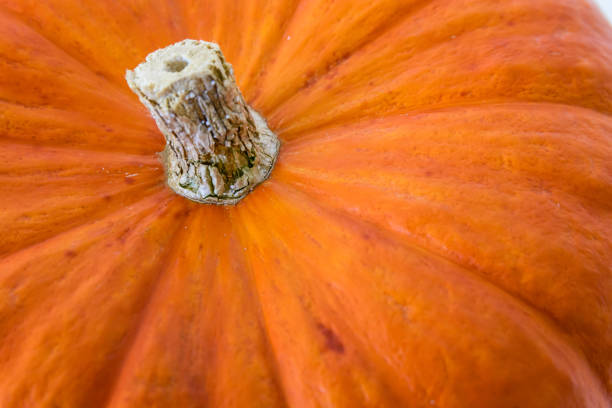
left=0, top=0, right=611, bottom=407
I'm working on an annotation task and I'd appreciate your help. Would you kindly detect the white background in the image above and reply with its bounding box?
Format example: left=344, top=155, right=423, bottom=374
left=593, top=0, right=612, bottom=23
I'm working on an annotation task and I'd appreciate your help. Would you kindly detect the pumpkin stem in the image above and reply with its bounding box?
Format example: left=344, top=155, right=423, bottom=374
left=126, top=40, right=280, bottom=205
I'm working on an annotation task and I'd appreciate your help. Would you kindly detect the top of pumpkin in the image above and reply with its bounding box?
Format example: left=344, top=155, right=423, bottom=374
left=1, top=1, right=612, bottom=406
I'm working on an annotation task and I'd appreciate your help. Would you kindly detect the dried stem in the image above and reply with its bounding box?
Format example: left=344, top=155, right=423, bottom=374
left=126, top=40, right=280, bottom=204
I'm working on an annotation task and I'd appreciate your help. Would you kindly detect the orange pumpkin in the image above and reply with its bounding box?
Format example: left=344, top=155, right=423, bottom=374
left=1, top=0, right=612, bottom=407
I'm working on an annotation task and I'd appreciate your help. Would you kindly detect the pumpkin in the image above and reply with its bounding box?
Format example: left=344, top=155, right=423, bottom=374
left=1, top=0, right=611, bottom=406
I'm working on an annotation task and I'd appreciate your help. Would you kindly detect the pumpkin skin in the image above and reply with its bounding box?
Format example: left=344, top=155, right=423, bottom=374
left=0, top=0, right=611, bottom=406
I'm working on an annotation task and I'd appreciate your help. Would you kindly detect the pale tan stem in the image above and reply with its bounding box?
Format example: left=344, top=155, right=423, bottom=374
left=126, top=40, right=280, bottom=205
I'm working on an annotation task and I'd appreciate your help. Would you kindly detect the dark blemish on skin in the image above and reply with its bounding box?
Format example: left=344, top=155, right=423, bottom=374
left=316, top=323, right=345, bottom=354
left=302, top=71, right=318, bottom=90
left=118, top=228, right=131, bottom=243
left=65, top=250, right=77, bottom=258
left=174, top=209, right=191, bottom=219
left=124, top=177, right=135, bottom=185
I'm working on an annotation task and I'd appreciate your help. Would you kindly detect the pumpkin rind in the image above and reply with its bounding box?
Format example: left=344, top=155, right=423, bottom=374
left=0, top=0, right=611, bottom=407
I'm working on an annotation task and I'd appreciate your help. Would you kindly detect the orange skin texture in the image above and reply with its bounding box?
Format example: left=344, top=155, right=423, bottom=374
left=0, top=0, right=611, bottom=407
